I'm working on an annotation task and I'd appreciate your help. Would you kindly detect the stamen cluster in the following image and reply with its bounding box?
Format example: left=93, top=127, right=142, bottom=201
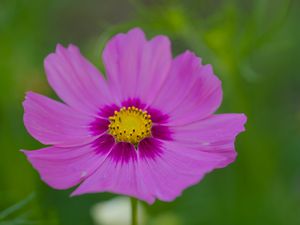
left=108, top=106, right=152, bottom=145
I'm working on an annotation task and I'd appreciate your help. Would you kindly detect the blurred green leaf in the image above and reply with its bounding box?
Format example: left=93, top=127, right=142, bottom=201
left=0, top=193, right=35, bottom=221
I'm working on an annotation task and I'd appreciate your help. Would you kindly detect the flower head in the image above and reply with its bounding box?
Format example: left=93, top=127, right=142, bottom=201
left=22, top=28, right=246, bottom=204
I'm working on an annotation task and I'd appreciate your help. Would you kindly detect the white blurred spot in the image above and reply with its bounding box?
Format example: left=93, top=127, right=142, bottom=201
left=90, top=196, right=146, bottom=225
left=81, top=171, right=87, bottom=178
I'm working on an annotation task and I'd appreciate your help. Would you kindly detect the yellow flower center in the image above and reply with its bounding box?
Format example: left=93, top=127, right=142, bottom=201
left=108, top=106, right=152, bottom=145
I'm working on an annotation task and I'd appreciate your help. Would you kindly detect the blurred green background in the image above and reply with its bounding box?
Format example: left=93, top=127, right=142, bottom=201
left=1, top=0, right=299, bottom=224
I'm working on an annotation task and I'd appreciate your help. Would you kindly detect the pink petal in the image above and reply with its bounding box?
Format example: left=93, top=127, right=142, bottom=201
left=72, top=142, right=155, bottom=204
left=172, top=114, right=246, bottom=142
left=23, top=91, right=98, bottom=147
left=102, top=28, right=172, bottom=104
left=44, top=44, right=113, bottom=115
left=136, top=114, right=246, bottom=202
left=171, top=113, right=247, bottom=168
left=21, top=135, right=115, bottom=189
left=151, top=51, right=222, bottom=125
left=137, top=138, right=203, bottom=202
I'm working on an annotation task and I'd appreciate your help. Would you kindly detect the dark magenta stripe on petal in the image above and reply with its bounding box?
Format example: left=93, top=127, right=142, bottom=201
left=151, top=125, right=173, bottom=141
left=92, top=134, right=115, bottom=155
left=120, top=98, right=169, bottom=124
left=146, top=107, right=169, bottom=123
left=98, top=104, right=120, bottom=118
left=90, top=104, right=122, bottom=136
left=138, top=138, right=163, bottom=160
left=89, top=118, right=110, bottom=136
left=121, top=98, right=146, bottom=109
left=109, top=142, right=137, bottom=163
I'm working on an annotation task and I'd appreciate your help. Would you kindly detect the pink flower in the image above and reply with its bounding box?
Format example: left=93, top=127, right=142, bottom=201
left=22, top=28, right=246, bottom=204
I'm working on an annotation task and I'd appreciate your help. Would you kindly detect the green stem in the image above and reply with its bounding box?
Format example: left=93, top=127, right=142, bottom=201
left=130, top=197, right=138, bottom=225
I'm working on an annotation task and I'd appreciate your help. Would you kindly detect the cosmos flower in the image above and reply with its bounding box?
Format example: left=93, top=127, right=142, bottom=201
left=22, top=28, right=246, bottom=204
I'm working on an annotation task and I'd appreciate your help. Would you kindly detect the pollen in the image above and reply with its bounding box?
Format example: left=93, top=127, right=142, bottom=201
left=108, top=106, right=152, bottom=145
